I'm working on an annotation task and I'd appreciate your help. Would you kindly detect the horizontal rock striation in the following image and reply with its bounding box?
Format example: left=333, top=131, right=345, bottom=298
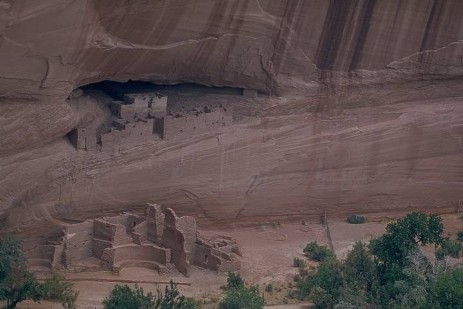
left=0, top=0, right=462, bottom=234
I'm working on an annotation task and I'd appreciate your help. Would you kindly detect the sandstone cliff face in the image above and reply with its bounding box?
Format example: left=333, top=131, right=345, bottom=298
left=0, top=0, right=462, bottom=232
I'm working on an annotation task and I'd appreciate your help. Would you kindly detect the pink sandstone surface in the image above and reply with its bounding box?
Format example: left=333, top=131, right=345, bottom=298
left=0, top=0, right=462, bottom=236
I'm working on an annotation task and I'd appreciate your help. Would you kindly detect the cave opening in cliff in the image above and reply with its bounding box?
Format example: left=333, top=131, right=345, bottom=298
left=79, top=80, right=250, bottom=102
left=67, top=79, right=248, bottom=150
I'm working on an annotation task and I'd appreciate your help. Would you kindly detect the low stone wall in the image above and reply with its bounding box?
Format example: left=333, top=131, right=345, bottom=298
left=156, top=108, right=232, bottom=140
left=112, top=244, right=170, bottom=265
left=93, top=219, right=132, bottom=245
left=100, top=119, right=155, bottom=151
left=194, top=243, right=222, bottom=271
left=93, top=219, right=118, bottom=241
left=193, top=243, right=240, bottom=272
left=132, top=221, right=147, bottom=244
left=113, top=260, right=167, bottom=275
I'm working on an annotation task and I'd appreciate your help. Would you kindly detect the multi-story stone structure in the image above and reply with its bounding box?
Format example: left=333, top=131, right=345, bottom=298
left=30, top=205, right=241, bottom=276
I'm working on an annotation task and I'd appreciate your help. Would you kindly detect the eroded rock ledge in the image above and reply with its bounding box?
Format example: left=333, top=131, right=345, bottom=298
left=0, top=0, right=462, bottom=235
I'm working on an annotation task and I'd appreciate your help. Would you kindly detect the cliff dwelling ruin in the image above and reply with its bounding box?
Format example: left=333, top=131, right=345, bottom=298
left=27, top=204, right=241, bottom=277
left=66, top=81, right=247, bottom=152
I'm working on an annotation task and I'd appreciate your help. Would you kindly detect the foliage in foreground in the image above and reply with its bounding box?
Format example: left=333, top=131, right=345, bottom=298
left=303, top=242, right=335, bottom=262
left=103, top=281, right=198, bottom=309
left=218, top=273, right=264, bottom=309
left=293, top=257, right=306, bottom=268
left=226, top=272, right=244, bottom=290
left=296, top=212, right=463, bottom=309
left=0, top=236, right=78, bottom=309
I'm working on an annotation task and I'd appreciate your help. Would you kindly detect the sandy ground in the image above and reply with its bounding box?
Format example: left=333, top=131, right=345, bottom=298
left=329, top=221, right=387, bottom=259
left=13, top=214, right=463, bottom=308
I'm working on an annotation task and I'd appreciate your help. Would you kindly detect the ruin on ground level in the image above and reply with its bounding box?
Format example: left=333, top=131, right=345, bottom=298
left=27, top=205, right=241, bottom=276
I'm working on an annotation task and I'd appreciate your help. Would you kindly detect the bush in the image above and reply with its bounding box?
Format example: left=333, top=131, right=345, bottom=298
left=103, top=284, right=154, bottom=309
left=219, top=285, right=264, bottom=309
left=438, top=238, right=463, bottom=258
left=40, top=273, right=78, bottom=309
left=102, top=281, right=197, bottom=309
left=346, top=215, right=365, bottom=224
left=298, top=258, right=344, bottom=305
left=303, top=242, right=335, bottom=262
left=226, top=272, right=244, bottom=290
left=457, top=231, right=463, bottom=242
left=293, top=258, right=306, bottom=268
left=309, top=286, right=332, bottom=309
left=265, top=283, right=273, bottom=293
left=432, top=267, right=463, bottom=309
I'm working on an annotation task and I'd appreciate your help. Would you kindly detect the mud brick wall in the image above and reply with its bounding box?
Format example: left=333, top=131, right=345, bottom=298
left=161, top=209, right=196, bottom=276
left=160, top=108, right=232, bottom=140
left=193, top=243, right=222, bottom=271
left=112, top=244, right=170, bottom=265
left=146, top=204, right=165, bottom=245
left=63, top=220, right=94, bottom=267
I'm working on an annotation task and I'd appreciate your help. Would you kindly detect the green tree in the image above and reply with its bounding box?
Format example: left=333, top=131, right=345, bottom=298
left=0, top=237, right=24, bottom=282
left=0, top=237, right=41, bottom=309
left=432, top=267, right=463, bottom=309
left=103, top=284, right=153, bottom=309
left=344, top=242, right=376, bottom=292
left=303, top=242, right=335, bottom=262
left=103, top=281, right=197, bottom=309
left=369, top=212, right=443, bottom=267
left=294, top=213, right=463, bottom=309
left=40, top=273, right=79, bottom=309
left=154, top=281, right=197, bottom=309
left=0, top=265, right=41, bottom=309
left=298, top=258, right=344, bottom=307
left=219, top=285, right=264, bottom=309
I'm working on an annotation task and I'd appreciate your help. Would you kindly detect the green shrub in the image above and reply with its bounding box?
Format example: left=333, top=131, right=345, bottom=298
left=439, top=238, right=463, bottom=258
left=432, top=267, right=463, bottom=309
left=457, top=231, right=463, bottom=242
left=346, top=215, right=365, bottom=224
left=298, top=258, right=344, bottom=305
left=41, top=273, right=78, bottom=309
left=102, top=284, right=153, bottom=309
left=344, top=242, right=375, bottom=291
left=102, top=281, right=196, bottom=309
left=293, top=258, right=306, bottom=268
left=219, top=285, right=264, bottom=309
left=226, top=272, right=244, bottom=290
left=303, top=242, right=335, bottom=262
left=265, top=283, right=273, bottom=293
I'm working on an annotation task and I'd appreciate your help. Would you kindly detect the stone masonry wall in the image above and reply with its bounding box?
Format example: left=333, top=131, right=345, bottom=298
left=63, top=220, right=94, bottom=267
left=155, top=108, right=232, bottom=140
